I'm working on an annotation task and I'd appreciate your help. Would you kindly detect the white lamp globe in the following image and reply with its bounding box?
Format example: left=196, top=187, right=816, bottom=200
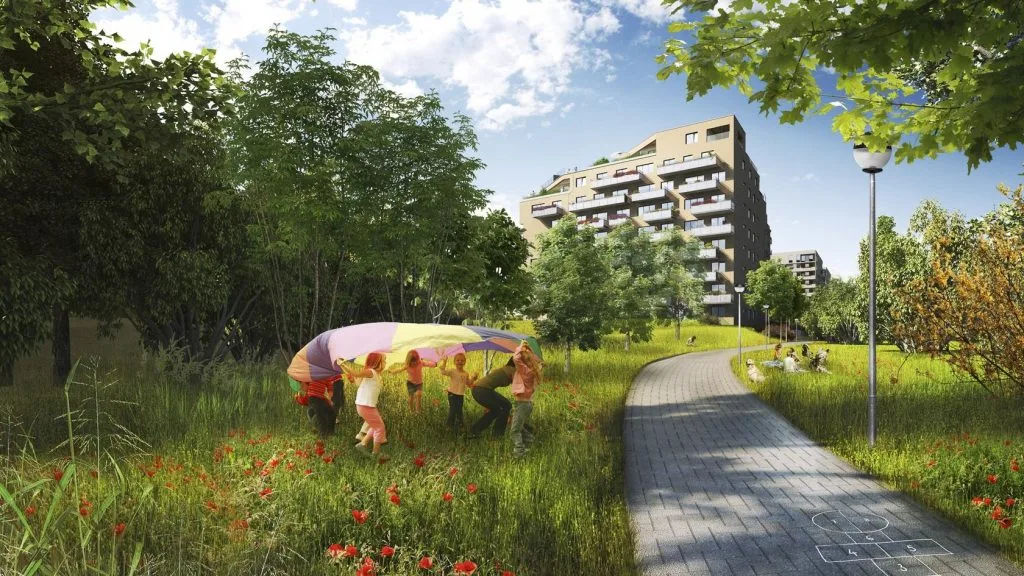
left=853, top=133, right=892, bottom=174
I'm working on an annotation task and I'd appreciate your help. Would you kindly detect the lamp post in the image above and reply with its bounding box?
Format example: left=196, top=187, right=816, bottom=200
left=762, top=304, right=770, bottom=349
left=735, top=285, right=745, bottom=365
left=854, top=133, right=892, bottom=448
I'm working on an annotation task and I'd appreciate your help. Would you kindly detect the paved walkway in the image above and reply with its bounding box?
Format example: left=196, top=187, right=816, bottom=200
left=624, top=348, right=1023, bottom=576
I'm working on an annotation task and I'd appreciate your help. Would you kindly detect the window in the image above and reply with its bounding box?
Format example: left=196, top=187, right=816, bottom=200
left=576, top=177, right=587, bottom=187
left=659, top=202, right=674, bottom=211
left=715, top=170, right=727, bottom=181
left=575, top=196, right=586, bottom=203
left=712, top=261, right=726, bottom=272
left=638, top=205, right=657, bottom=214
left=706, top=125, right=730, bottom=142
left=662, top=158, right=675, bottom=166
left=710, top=217, right=725, bottom=226
left=685, top=132, right=698, bottom=144
left=661, top=181, right=674, bottom=191
left=637, top=184, right=655, bottom=193
left=711, top=283, right=726, bottom=294
left=596, top=172, right=607, bottom=180
left=615, top=208, right=629, bottom=216
left=661, top=223, right=676, bottom=230
left=682, top=154, right=694, bottom=162
left=711, top=194, right=725, bottom=203
left=612, top=189, right=628, bottom=197
left=711, top=306, right=727, bottom=317
left=700, top=150, right=713, bottom=158
left=712, top=239, right=726, bottom=249
left=637, top=163, right=653, bottom=174
left=553, top=200, right=562, bottom=207
left=741, top=159, right=746, bottom=170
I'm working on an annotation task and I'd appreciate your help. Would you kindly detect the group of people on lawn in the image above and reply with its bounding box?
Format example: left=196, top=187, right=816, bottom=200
left=294, top=341, right=542, bottom=460
left=746, top=343, right=830, bottom=382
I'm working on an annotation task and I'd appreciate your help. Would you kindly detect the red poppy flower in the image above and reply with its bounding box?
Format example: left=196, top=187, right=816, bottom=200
left=449, top=467, right=459, bottom=477
left=326, top=543, right=345, bottom=559
left=1012, top=460, right=1020, bottom=472
left=1005, top=439, right=1013, bottom=446
left=910, top=481, right=920, bottom=489
left=992, top=506, right=1005, bottom=520
left=51, top=468, right=63, bottom=482
left=352, top=509, right=369, bottom=524
left=381, top=545, right=395, bottom=557
left=467, top=483, right=478, bottom=494
left=926, top=460, right=936, bottom=468
left=390, top=493, right=401, bottom=506
left=418, top=556, right=434, bottom=569
left=972, top=497, right=985, bottom=506
left=356, top=563, right=376, bottom=576
left=304, top=468, right=313, bottom=476
left=165, top=482, right=174, bottom=489
left=344, top=544, right=359, bottom=558
left=1007, top=498, right=1016, bottom=508
left=230, top=519, right=249, bottom=531
left=323, top=455, right=334, bottom=464
left=259, top=488, right=273, bottom=499
left=442, top=492, right=453, bottom=502
left=315, top=444, right=326, bottom=457
left=113, top=522, right=126, bottom=537
left=414, top=454, right=426, bottom=468
left=79, top=506, right=90, bottom=517
left=502, top=571, right=515, bottom=576
left=985, top=497, right=993, bottom=506
left=205, top=500, right=219, bottom=511
left=24, top=505, right=36, bottom=516
left=387, top=483, right=399, bottom=494
left=286, top=461, right=295, bottom=471
left=243, top=469, right=253, bottom=476
left=453, top=560, right=478, bottom=574
left=89, top=469, right=98, bottom=478
left=999, top=518, right=1013, bottom=529
left=988, top=474, right=999, bottom=484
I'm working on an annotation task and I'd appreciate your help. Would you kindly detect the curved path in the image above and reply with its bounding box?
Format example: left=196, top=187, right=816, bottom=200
left=624, top=348, right=1022, bottom=576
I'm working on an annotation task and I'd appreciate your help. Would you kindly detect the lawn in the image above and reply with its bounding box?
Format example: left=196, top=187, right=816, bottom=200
left=733, top=344, right=1024, bottom=567
left=0, top=320, right=762, bottom=575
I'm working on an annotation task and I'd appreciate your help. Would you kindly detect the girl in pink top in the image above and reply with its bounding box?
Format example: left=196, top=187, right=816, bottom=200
left=388, top=350, right=436, bottom=415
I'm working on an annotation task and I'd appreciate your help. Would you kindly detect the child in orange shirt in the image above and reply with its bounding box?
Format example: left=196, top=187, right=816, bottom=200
left=388, top=350, right=436, bottom=414
left=439, top=352, right=479, bottom=430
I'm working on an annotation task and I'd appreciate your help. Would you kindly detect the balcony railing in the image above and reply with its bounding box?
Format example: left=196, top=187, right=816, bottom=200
left=703, top=294, right=733, bottom=305
left=703, top=271, right=720, bottom=282
left=706, top=131, right=730, bottom=142
left=569, top=195, right=628, bottom=212
left=656, top=155, right=722, bottom=178
left=577, top=218, right=608, bottom=230
left=608, top=215, right=631, bottom=227
left=687, top=224, right=734, bottom=238
left=698, top=247, right=719, bottom=259
left=631, top=188, right=669, bottom=203
left=591, top=171, right=649, bottom=189
left=677, top=179, right=723, bottom=195
left=642, top=209, right=674, bottom=223
left=687, top=200, right=733, bottom=217
left=530, top=205, right=565, bottom=219
left=650, top=231, right=674, bottom=242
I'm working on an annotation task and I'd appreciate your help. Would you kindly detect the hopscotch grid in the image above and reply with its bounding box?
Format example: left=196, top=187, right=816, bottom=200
left=871, top=556, right=940, bottom=576
left=817, top=539, right=954, bottom=563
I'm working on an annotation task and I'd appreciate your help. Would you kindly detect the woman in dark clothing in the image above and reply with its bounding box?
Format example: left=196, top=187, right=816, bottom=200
left=468, top=359, right=515, bottom=438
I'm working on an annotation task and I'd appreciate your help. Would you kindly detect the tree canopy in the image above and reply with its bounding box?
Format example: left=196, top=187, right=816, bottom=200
left=657, top=0, right=1024, bottom=170
left=743, top=259, right=806, bottom=324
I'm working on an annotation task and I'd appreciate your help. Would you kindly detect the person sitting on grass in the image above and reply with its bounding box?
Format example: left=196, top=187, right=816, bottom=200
left=686, top=335, right=697, bottom=346
left=340, top=352, right=389, bottom=460
left=439, top=352, right=479, bottom=431
left=510, top=341, right=541, bottom=458
left=810, top=348, right=831, bottom=373
left=783, top=348, right=804, bottom=373
left=389, top=350, right=437, bottom=415
left=746, top=359, right=765, bottom=383
left=468, top=359, right=515, bottom=439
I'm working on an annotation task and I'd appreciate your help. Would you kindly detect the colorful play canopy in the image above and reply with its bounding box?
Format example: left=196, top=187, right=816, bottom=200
left=287, top=323, right=542, bottom=385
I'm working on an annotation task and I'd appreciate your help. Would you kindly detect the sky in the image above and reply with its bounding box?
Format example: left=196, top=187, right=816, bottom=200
left=91, top=0, right=1024, bottom=279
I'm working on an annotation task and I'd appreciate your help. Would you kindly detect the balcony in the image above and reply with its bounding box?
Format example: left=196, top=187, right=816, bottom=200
left=687, top=224, right=734, bottom=238
left=530, top=205, right=565, bottom=219
left=650, top=230, right=675, bottom=242
left=703, top=271, right=723, bottom=282
left=703, top=294, right=733, bottom=305
left=569, top=195, right=628, bottom=212
left=698, top=247, right=719, bottom=259
left=608, top=214, right=632, bottom=227
left=591, top=171, right=649, bottom=189
left=631, top=188, right=669, bottom=203
left=687, top=200, right=733, bottom=217
left=641, top=209, right=675, bottom=223
left=657, top=155, right=722, bottom=178
left=677, top=179, right=724, bottom=196
left=577, top=218, right=607, bottom=231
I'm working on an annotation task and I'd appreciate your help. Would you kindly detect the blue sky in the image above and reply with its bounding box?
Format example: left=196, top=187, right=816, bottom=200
left=92, top=0, right=1024, bottom=278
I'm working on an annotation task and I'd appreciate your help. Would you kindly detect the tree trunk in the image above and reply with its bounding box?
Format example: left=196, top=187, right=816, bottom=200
left=624, top=333, right=630, bottom=351
left=564, top=342, right=571, bottom=374
left=0, top=360, right=12, bottom=387
left=52, top=305, right=71, bottom=387
left=674, top=317, right=681, bottom=340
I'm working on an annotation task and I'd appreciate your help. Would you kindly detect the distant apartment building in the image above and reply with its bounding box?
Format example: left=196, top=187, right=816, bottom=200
left=772, top=250, right=831, bottom=298
left=519, top=115, right=772, bottom=326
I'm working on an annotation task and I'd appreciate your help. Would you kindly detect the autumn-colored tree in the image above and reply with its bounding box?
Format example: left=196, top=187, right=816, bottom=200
left=894, top=185, right=1024, bottom=396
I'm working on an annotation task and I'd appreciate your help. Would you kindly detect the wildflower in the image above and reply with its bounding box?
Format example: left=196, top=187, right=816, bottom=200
left=414, top=454, right=426, bottom=468
left=89, top=469, right=98, bottom=478
left=988, top=474, right=999, bottom=484
left=304, top=468, right=313, bottom=476
left=352, top=509, right=369, bottom=524
left=998, top=518, right=1013, bottom=529
left=418, top=556, right=434, bottom=569
left=230, top=518, right=249, bottom=531
left=926, top=460, right=936, bottom=468
left=1012, top=460, right=1020, bottom=472
left=356, top=560, right=376, bottom=576
left=286, top=461, right=295, bottom=471
left=1005, top=440, right=1013, bottom=446
left=387, top=483, right=399, bottom=494
left=1007, top=498, right=1016, bottom=508
left=502, top=571, right=515, bottom=576
left=205, top=500, right=219, bottom=511
left=467, top=483, right=478, bottom=494
left=24, top=505, right=36, bottom=516
left=449, top=467, right=459, bottom=477
left=984, top=497, right=993, bottom=506
left=323, top=455, right=334, bottom=464
left=442, top=492, right=453, bottom=502
left=344, top=544, right=359, bottom=558
left=259, top=488, right=273, bottom=499
left=113, top=522, right=126, bottom=537
left=326, top=543, right=345, bottom=559
left=910, top=481, right=920, bottom=489
left=454, top=560, right=478, bottom=574
left=315, top=442, right=325, bottom=456
left=992, top=506, right=1005, bottom=520
left=971, top=497, right=984, bottom=506
left=381, top=545, right=395, bottom=557
left=390, top=493, right=401, bottom=506
left=52, top=468, right=64, bottom=482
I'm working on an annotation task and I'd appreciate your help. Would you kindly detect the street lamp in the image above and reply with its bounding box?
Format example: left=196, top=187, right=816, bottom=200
left=854, top=133, right=892, bottom=448
left=762, top=304, right=770, bottom=349
left=735, top=285, right=745, bottom=365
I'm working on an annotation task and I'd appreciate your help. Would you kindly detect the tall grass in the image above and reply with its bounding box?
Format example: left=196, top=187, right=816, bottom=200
left=733, top=344, right=1024, bottom=567
left=0, top=322, right=763, bottom=575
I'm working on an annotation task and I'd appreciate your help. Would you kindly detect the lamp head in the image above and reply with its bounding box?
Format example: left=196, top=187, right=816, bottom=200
left=735, top=285, right=745, bottom=294
left=853, top=132, right=892, bottom=174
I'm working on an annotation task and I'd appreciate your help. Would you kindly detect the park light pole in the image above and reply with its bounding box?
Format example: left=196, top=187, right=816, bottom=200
left=854, top=133, right=892, bottom=448
left=735, top=285, right=745, bottom=365
left=762, top=304, right=769, bottom=349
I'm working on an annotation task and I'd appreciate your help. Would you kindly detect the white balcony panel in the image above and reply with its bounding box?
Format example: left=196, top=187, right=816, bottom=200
left=531, top=205, right=564, bottom=219
left=642, top=209, right=674, bottom=223
left=608, top=216, right=632, bottom=227
left=591, top=172, right=648, bottom=189
left=576, top=218, right=607, bottom=231
left=703, top=271, right=718, bottom=282
left=687, top=200, right=733, bottom=217
left=677, top=179, right=723, bottom=195
left=688, top=224, right=734, bottom=238
left=703, top=294, right=733, bottom=305
left=569, top=195, right=628, bottom=212
left=656, top=155, right=721, bottom=177
left=698, top=248, right=719, bottom=259
left=631, top=189, right=669, bottom=203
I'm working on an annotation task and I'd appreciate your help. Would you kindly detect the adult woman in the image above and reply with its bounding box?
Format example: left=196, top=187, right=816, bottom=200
left=468, top=358, right=515, bottom=439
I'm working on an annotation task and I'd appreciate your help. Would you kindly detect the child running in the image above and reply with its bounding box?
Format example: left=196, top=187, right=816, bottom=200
left=510, top=340, right=542, bottom=458
left=388, top=350, right=436, bottom=414
left=339, top=352, right=389, bottom=460
left=438, top=352, right=479, bottom=430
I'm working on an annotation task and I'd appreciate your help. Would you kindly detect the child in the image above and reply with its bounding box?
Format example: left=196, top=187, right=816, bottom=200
left=439, top=352, right=479, bottom=430
left=389, top=350, right=436, bottom=415
left=299, top=376, right=341, bottom=439
left=745, top=359, right=765, bottom=383
left=510, top=341, right=541, bottom=458
left=340, top=352, right=389, bottom=459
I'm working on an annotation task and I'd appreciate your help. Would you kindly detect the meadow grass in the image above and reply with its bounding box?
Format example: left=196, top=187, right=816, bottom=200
left=733, top=344, right=1024, bottom=567
left=1, top=321, right=763, bottom=575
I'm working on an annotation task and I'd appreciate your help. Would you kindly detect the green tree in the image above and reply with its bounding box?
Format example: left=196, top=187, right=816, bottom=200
left=657, top=0, right=1024, bottom=170
left=592, top=157, right=610, bottom=165
left=603, top=225, right=660, bottom=350
left=653, top=234, right=703, bottom=340
left=856, top=215, right=927, bottom=350
left=531, top=217, right=613, bottom=373
left=744, top=259, right=805, bottom=334
left=801, top=277, right=861, bottom=343
left=466, top=209, right=533, bottom=326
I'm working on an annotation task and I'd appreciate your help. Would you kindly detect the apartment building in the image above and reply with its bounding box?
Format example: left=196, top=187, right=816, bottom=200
left=519, top=115, right=772, bottom=326
left=772, top=250, right=831, bottom=298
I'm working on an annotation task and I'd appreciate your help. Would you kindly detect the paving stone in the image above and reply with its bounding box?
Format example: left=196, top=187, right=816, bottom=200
left=625, top=348, right=1023, bottom=575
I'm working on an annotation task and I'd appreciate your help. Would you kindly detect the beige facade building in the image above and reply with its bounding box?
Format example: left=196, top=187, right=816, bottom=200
left=519, top=115, right=772, bottom=326
left=772, top=250, right=831, bottom=298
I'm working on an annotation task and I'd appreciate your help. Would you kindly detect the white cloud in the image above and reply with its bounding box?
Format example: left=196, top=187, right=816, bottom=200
left=342, top=16, right=368, bottom=26
left=383, top=78, right=425, bottom=98
left=598, top=0, right=684, bottom=23
left=583, top=7, right=620, bottom=38
left=605, top=73, right=617, bottom=82
left=540, top=119, right=552, bottom=127
left=327, top=0, right=359, bottom=10
left=204, top=0, right=308, bottom=57
left=93, top=0, right=205, bottom=61
left=559, top=102, right=576, bottom=117
left=791, top=172, right=819, bottom=182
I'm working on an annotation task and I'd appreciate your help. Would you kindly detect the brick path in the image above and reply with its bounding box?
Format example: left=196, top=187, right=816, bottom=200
left=624, top=348, right=1022, bottom=576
